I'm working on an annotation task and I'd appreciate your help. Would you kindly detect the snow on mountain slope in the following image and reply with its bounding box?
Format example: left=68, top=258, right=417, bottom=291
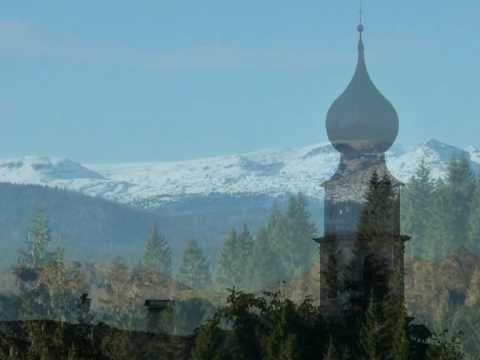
left=0, top=140, right=476, bottom=209
left=0, top=156, right=104, bottom=182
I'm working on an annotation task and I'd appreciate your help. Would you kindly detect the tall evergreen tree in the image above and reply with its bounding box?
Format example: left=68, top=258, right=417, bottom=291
left=15, top=211, right=86, bottom=322
left=390, top=303, right=410, bottom=360
left=281, top=194, right=317, bottom=275
left=358, top=173, right=397, bottom=301
left=249, top=215, right=286, bottom=290
left=142, top=223, right=172, bottom=275
left=435, top=156, right=475, bottom=254
left=177, top=240, right=212, bottom=289
left=215, top=225, right=253, bottom=291
left=468, top=182, right=480, bottom=253
left=358, top=294, right=382, bottom=360
left=402, top=159, right=436, bottom=257
left=18, top=210, right=55, bottom=267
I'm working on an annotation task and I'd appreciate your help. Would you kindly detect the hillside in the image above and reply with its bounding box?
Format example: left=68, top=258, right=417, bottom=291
left=0, top=183, right=160, bottom=265
left=0, top=139, right=477, bottom=264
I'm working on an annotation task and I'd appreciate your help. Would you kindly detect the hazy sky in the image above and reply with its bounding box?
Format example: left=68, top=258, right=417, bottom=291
left=0, top=1, right=478, bottom=162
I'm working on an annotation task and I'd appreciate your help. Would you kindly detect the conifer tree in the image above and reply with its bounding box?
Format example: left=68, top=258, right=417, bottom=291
left=358, top=294, right=382, bottom=360
left=216, top=225, right=253, bottom=291
left=178, top=240, right=212, bottom=289
left=15, top=211, right=84, bottom=321
left=391, top=303, right=410, bottom=360
left=358, top=173, right=397, bottom=301
left=18, top=210, right=55, bottom=267
left=282, top=193, right=317, bottom=275
left=248, top=204, right=288, bottom=289
left=142, top=223, right=172, bottom=275
left=468, top=183, right=480, bottom=253
left=435, top=156, right=475, bottom=254
left=402, top=159, right=436, bottom=257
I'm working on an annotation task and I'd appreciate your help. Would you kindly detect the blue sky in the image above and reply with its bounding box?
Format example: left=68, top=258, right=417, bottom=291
left=0, top=1, right=479, bottom=162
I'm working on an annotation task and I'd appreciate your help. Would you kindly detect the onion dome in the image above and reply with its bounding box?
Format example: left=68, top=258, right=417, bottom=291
left=326, top=25, right=399, bottom=155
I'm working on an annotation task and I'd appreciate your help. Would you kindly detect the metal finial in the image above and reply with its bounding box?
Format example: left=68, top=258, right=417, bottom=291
left=358, top=0, right=364, bottom=33
left=360, top=0, right=363, bottom=24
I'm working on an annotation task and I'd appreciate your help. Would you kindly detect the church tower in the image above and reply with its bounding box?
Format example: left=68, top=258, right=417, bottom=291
left=317, top=22, right=408, bottom=319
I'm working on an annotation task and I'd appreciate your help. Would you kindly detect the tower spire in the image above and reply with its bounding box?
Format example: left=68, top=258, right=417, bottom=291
left=356, top=0, right=365, bottom=67
left=357, top=0, right=365, bottom=48
left=359, top=0, right=363, bottom=26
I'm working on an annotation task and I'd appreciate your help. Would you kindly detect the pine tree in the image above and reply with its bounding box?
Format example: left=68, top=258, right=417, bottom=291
left=282, top=193, right=317, bottom=275
left=436, top=156, right=475, bottom=254
left=216, top=225, right=253, bottom=291
left=15, top=211, right=78, bottom=320
left=18, top=210, right=55, bottom=267
left=249, top=224, right=286, bottom=290
left=391, top=303, right=410, bottom=360
left=402, top=159, right=436, bottom=257
left=428, top=181, right=451, bottom=258
left=178, top=240, right=212, bottom=289
left=359, top=172, right=397, bottom=247
left=358, top=173, right=397, bottom=301
left=248, top=204, right=290, bottom=290
left=358, top=294, right=382, bottom=360
left=468, top=183, right=480, bottom=253
left=142, top=223, right=172, bottom=275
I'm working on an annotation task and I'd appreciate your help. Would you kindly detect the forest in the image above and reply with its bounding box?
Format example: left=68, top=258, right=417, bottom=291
left=0, top=156, right=479, bottom=359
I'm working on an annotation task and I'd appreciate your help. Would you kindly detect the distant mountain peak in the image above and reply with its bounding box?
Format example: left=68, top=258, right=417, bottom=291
left=0, top=140, right=478, bottom=209
left=0, top=156, right=105, bottom=182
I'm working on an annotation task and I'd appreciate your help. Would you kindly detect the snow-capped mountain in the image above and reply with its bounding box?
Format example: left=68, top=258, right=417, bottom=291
left=0, top=139, right=476, bottom=209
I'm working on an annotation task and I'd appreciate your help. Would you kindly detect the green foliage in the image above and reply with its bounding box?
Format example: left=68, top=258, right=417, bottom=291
left=177, top=240, right=212, bottom=289
left=468, top=185, right=480, bottom=253
left=278, top=194, right=317, bottom=276
left=247, top=194, right=317, bottom=290
left=358, top=294, right=382, bottom=360
left=142, top=223, right=172, bottom=275
left=18, top=210, right=55, bottom=268
left=402, top=156, right=477, bottom=259
left=191, top=290, right=325, bottom=360
left=0, top=182, right=168, bottom=266
left=402, top=159, right=436, bottom=258
left=359, top=172, right=397, bottom=247
left=391, top=304, right=411, bottom=360
left=98, top=256, right=143, bottom=330
left=426, top=331, right=466, bottom=360
left=215, top=225, right=253, bottom=291
left=173, top=298, right=216, bottom=336
left=15, top=211, right=87, bottom=322
left=249, top=220, right=286, bottom=290
left=191, top=315, right=224, bottom=360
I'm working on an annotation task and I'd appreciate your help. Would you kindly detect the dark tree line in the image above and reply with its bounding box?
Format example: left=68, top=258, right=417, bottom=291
left=402, top=156, right=480, bottom=258
left=191, top=175, right=466, bottom=360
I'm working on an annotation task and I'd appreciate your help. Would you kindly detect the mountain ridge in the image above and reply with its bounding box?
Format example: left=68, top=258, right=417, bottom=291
left=0, top=139, right=476, bottom=209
